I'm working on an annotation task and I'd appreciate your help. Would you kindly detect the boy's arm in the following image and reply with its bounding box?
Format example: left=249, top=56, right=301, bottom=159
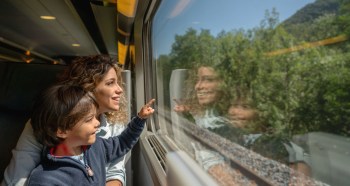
left=102, top=99, right=155, bottom=173
left=2, top=120, right=42, bottom=186
left=103, top=116, right=146, bottom=162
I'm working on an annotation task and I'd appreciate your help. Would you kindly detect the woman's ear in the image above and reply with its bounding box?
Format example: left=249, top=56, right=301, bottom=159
left=56, top=129, right=68, bottom=139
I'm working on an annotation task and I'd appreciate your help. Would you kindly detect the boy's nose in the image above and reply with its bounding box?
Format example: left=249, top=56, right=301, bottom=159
left=94, top=118, right=100, bottom=128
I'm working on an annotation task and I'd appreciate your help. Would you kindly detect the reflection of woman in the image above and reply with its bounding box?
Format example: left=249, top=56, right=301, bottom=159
left=174, top=65, right=241, bottom=185
left=191, top=66, right=228, bottom=170
left=3, top=55, right=128, bottom=186
left=192, top=66, right=230, bottom=128
left=174, top=65, right=231, bottom=129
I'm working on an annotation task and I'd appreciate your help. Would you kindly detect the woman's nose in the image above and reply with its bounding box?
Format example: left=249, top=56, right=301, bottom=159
left=116, top=84, right=123, bottom=93
left=195, top=80, right=204, bottom=90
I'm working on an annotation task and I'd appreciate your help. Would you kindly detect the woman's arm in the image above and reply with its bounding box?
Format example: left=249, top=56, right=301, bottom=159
left=105, top=156, right=126, bottom=186
left=105, top=122, right=127, bottom=186
left=2, top=120, right=43, bottom=186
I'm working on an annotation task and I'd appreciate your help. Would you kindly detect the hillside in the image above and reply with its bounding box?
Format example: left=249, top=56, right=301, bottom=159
left=283, top=0, right=340, bottom=25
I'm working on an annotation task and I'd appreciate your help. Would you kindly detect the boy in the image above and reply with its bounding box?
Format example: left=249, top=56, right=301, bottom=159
left=27, top=85, right=155, bottom=185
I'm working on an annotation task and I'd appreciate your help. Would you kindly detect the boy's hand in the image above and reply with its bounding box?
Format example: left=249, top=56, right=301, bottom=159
left=138, top=99, right=155, bottom=119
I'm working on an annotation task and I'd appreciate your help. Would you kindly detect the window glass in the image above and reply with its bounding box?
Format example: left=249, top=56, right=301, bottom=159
left=152, top=0, right=350, bottom=185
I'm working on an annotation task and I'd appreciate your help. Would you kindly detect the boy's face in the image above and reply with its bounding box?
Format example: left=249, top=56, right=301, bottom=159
left=64, top=106, right=100, bottom=146
left=228, top=105, right=257, bottom=128
left=94, top=68, right=123, bottom=114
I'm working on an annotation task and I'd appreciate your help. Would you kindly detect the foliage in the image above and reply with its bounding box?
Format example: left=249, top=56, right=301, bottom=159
left=157, top=0, right=350, bottom=137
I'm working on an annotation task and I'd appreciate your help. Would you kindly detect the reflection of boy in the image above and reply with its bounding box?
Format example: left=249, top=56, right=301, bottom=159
left=28, top=85, right=155, bottom=185
left=223, top=101, right=311, bottom=175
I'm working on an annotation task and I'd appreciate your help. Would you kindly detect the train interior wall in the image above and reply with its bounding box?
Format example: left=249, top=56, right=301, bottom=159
left=0, top=62, right=66, bottom=181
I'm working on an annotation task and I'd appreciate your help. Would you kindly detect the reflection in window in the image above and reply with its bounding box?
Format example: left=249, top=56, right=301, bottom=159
left=152, top=0, right=350, bottom=185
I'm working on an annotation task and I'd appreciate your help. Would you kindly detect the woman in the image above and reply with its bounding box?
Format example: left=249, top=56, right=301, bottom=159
left=173, top=65, right=240, bottom=185
left=174, top=65, right=232, bottom=129
left=2, top=55, right=131, bottom=186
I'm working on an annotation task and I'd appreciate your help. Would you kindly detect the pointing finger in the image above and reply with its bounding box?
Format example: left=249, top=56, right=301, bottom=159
left=145, top=99, right=155, bottom=107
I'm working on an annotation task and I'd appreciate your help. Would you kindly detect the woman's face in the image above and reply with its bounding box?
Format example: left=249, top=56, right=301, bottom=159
left=93, top=68, right=123, bottom=114
left=194, top=67, right=221, bottom=106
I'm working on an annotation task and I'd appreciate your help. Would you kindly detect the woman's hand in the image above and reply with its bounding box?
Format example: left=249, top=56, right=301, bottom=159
left=138, top=99, right=155, bottom=119
left=173, top=98, right=190, bottom=113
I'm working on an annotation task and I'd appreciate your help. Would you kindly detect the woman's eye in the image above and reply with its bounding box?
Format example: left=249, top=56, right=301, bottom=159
left=106, top=80, right=114, bottom=86
left=202, top=77, right=216, bottom=82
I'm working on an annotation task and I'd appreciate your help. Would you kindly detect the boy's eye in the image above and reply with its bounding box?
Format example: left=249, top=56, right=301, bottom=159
left=85, top=116, right=94, bottom=122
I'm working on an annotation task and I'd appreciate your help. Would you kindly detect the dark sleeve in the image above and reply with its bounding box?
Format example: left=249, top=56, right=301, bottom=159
left=101, top=116, right=146, bottom=162
left=250, top=135, right=289, bottom=164
left=209, top=124, right=246, bottom=145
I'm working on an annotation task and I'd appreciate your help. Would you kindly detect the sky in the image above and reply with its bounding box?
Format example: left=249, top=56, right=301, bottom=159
left=152, top=0, right=316, bottom=56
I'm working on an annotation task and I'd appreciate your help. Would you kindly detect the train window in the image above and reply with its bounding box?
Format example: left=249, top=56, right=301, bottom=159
left=151, top=0, right=350, bottom=185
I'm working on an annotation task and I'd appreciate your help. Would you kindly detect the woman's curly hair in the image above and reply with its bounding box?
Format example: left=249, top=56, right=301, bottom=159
left=184, top=63, right=232, bottom=117
left=57, top=55, right=128, bottom=124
